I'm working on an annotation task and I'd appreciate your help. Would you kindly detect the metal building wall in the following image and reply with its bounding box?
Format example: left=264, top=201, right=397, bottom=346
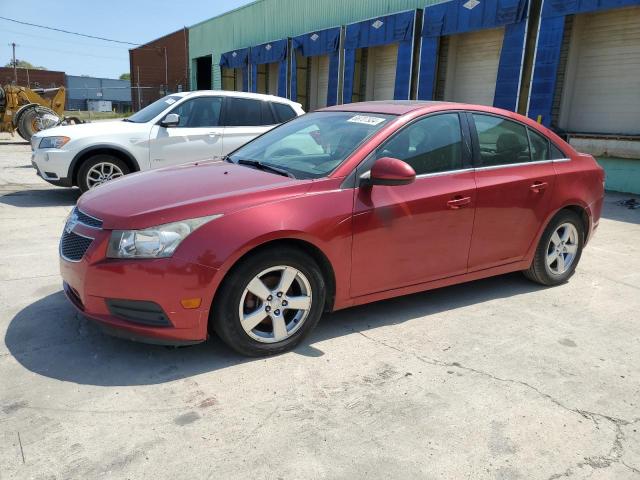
left=189, top=0, right=442, bottom=89
left=65, top=76, right=131, bottom=110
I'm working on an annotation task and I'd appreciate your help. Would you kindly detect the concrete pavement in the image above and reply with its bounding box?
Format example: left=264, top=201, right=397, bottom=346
left=1, top=133, right=639, bottom=479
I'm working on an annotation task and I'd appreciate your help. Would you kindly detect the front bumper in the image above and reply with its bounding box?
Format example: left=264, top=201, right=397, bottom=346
left=59, top=223, right=220, bottom=345
left=32, top=149, right=74, bottom=187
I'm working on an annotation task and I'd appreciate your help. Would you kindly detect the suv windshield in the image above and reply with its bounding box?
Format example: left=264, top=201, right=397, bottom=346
left=126, top=95, right=182, bottom=123
left=229, top=111, right=394, bottom=179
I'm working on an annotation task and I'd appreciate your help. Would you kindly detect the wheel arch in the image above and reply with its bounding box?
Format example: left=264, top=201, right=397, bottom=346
left=527, top=201, right=593, bottom=262
left=70, top=145, right=140, bottom=186
left=213, top=237, right=337, bottom=314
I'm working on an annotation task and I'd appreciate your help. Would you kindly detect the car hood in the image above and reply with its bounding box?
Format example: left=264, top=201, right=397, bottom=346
left=34, top=119, right=146, bottom=139
left=77, top=160, right=312, bottom=230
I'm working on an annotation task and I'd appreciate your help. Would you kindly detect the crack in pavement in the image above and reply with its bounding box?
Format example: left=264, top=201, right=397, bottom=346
left=353, top=329, right=640, bottom=478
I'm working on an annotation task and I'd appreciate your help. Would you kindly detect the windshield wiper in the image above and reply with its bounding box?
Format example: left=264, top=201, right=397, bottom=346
left=236, top=159, right=295, bottom=179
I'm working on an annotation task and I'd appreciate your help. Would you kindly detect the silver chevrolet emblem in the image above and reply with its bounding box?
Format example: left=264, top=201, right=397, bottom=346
left=65, top=212, right=79, bottom=234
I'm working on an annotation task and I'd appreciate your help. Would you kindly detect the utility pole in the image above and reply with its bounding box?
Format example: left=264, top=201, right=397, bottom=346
left=136, top=65, right=142, bottom=111
left=11, top=42, right=17, bottom=83
left=164, top=47, right=168, bottom=94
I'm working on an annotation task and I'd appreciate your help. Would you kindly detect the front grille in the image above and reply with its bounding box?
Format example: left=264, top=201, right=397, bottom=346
left=75, top=207, right=103, bottom=229
left=60, top=230, right=93, bottom=261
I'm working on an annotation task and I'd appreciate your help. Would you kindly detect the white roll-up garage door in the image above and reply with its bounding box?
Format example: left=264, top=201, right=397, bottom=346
left=309, top=54, right=330, bottom=110
left=559, top=7, right=640, bottom=135
left=443, top=27, right=505, bottom=106
left=366, top=43, right=398, bottom=101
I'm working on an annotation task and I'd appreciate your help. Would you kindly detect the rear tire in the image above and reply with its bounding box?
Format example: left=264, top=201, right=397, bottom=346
left=523, top=210, right=584, bottom=286
left=78, top=155, right=129, bottom=192
left=211, top=247, right=326, bottom=356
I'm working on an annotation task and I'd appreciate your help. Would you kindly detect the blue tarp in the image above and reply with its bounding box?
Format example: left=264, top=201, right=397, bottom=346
left=248, top=39, right=288, bottom=98
left=291, top=27, right=341, bottom=106
left=219, top=48, right=250, bottom=92
left=418, top=0, right=528, bottom=111
left=343, top=10, right=415, bottom=103
left=529, top=0, right=640, bottom=126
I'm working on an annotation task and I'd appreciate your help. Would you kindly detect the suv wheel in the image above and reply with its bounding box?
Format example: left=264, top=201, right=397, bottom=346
left=78, top=154, right=129, bottom=192
left=523, top=210, right=584, bottom=286
left=212, top=247, right=326, bottom=356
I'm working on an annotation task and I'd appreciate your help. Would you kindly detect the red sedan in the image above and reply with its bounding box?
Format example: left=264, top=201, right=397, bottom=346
left=59, top=101, right=604, bottom=356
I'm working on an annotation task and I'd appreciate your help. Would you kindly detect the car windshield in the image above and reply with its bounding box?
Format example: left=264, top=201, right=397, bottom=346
left=126, top=95, right=182, bottom=123
left=228, top=111, right=395, bottom=179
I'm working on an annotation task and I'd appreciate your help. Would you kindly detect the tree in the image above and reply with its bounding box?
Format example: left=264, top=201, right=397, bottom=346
left=4, top=60, right=47, bottom=70
left=119, top=73, right=131, bottom=80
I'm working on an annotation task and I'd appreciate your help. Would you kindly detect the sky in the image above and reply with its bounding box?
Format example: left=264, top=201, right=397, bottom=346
left=0, top=0, right=254, bottom=79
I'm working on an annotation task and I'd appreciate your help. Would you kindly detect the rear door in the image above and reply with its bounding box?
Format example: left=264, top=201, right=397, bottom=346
left=221, top=97, right=278, bottom=154
left=350, top=112, right=476, bottom=297
left=148, top=96, right=224, bottom=167
left=467, top=113, right=556, bottom=271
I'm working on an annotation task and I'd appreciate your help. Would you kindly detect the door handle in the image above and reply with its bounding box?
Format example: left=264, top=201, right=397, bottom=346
left=207, top=131, right=219, bottom=137
left=447, top=196, right=472, bottom=209
left=530, top=181, right=548, bottom=193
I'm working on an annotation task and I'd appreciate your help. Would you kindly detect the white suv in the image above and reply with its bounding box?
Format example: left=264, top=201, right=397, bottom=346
left=31, top=91, right=304, bottom=192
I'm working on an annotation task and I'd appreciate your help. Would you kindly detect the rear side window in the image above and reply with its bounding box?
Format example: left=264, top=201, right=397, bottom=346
left=528, top=128, right=550, bottom=161
left=224, top=97, right=275, bottom=126
left=550, top=143, right=566, bottom=160
left=472, top=114, right=531, bottom=166
left=272, top=103, right=297, bottom=123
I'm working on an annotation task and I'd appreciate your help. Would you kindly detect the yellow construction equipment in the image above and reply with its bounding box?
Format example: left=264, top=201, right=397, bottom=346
left=0, top=85, right=82, bottom=141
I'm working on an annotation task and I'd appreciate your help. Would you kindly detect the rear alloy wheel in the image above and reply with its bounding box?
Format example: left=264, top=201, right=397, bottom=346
left=212, top=248, right=325, bottom=356
left=523, top=210, right=584, bottom=286
left=78, top=155, right=129, bottom=192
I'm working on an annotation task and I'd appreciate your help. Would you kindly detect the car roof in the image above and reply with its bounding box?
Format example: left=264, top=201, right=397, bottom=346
left=319, top=100, right=460, bottom=115
left=184, top=89, right=300, bottom=106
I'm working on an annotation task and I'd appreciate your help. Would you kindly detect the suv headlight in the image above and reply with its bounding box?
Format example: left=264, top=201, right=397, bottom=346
left=39, top=136, right=70, bottom=149
left=106, top=215, right=221, bottom=259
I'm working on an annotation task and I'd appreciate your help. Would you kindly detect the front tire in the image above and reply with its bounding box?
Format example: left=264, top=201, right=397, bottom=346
left=211, top=247, right=326, bottom=356
left=78, top=155, right=129, bottom=192
left=523, top=210, right=584, bottom=286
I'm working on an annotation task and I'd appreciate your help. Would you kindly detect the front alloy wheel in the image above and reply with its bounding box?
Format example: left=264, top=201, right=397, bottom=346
left=78, top=154, right=130, bottom=193
left=212, top=247, right=326, bottom=356
left=239, top=266, right=312, bottom=343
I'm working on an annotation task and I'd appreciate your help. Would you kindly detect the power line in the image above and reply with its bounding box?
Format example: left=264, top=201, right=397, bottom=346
left=0, top=16, right=139, bottom=46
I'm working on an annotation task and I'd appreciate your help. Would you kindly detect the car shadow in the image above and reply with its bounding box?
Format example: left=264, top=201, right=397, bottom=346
left=0, top=187, right=80, bottom=208
left=5, top=273, right=544, bottom=387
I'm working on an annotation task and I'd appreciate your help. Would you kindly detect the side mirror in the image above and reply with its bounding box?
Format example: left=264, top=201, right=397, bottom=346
left=361, top=157, right=416, bottom=187
left=160, top=113, right=180, bottom=127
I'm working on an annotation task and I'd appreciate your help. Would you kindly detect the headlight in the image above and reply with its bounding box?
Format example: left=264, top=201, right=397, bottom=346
left=106, top=215, right=221, bottom=259
left=39, top=136, right=70, bottom=149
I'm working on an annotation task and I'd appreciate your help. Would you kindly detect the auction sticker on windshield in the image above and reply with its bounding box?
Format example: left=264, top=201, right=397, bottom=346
left=165, top=98, right=177, bottom=105
left=347, top=115, right=386, bottom=126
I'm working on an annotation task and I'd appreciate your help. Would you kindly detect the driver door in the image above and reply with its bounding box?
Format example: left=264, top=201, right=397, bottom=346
left=149, top=96, right=224, bottom=168
left=350, top=113, right=477, bottom=297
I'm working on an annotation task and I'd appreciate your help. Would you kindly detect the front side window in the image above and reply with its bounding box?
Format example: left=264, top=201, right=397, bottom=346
left=229, top=111, right=394, bottom=179
left=126, top=95, right=182, bottom=123
left=169, top=96, right=223, bottom=128
left=224, top=97, right=276, bottom=126
left=473, top=114, right=531, bottom=166
left=375, top=113, right=463, bottom=175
